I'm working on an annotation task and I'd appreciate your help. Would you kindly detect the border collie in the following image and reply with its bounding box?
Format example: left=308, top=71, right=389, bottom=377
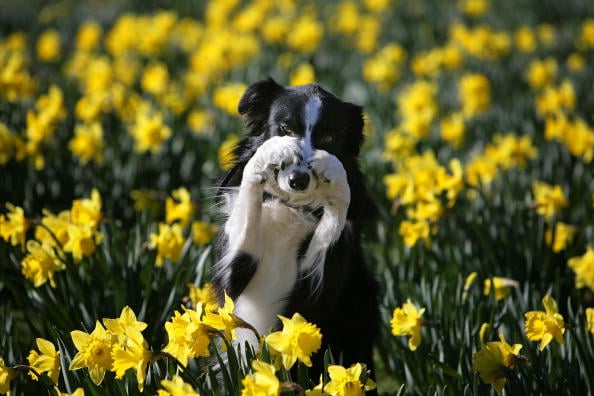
left=213, top=77, right=379, bottom=381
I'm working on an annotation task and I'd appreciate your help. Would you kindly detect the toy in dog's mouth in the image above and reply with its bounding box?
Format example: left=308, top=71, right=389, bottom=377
left=264, top=156, right=326, bottom=210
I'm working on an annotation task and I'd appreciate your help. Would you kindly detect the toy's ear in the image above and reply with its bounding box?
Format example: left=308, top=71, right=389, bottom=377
left=238, top=77, right=283, bottom=135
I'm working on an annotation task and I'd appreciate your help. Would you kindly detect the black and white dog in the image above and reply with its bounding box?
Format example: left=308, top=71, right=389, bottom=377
left=213, top=78, right=379, bottom=379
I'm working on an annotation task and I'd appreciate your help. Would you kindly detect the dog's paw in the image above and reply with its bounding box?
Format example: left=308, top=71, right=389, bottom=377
left=243, top=136, right=301, bottom=185
left=307, top=150, right=350, bottom=206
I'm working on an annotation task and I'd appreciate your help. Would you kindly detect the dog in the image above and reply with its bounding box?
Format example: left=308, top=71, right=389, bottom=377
left=213, top=77, right=380, bottom=383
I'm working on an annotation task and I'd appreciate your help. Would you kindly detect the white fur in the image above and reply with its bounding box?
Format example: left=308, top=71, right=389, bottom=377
left=220, top=135, right=350, bottom=349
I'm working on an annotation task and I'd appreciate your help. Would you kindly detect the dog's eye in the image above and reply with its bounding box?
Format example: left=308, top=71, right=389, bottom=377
left=279, top=124, right=295, bottom=136
left=320, top=135, right=334, bottom=145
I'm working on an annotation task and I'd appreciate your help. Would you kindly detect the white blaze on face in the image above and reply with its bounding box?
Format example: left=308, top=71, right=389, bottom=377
left=302, top=96, right=321, bottom=159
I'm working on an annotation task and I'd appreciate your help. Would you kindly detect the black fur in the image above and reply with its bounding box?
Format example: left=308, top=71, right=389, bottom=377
left=213, top=78, right=380, bottom=387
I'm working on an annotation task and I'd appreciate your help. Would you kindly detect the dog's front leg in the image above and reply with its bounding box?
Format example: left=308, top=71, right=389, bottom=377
left=301, top=150, right=351, bottom=288
left=225, top=136, right=301, bottom=254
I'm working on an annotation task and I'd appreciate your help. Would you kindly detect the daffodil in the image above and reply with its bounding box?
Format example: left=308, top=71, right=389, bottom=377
left=532, top=181, right=567, bottom=221
left=567, top=246, right=594, bottom=292
left=0, top=203, right=28, bottom=249
left=323, top=363, right=376, bottom=396
left=471, top=333, right=524, bottom=393
left=459, top=73, right=491, bottom=117
left=111, top=332, right=152, bottom=392
left=75, top=20, right=102, bottom=51
left=586, top=308, right=594, bottom=334
left=202, top=292, right=238, bottom=342
left=187, top=283, right=219, bottom=311
left=70, top=188, right=102, bottom=230
left=69, top=321, right=115, bottom=385
left=63, top=223, right=102, bottom=261
left=149, top=223, right=185, bottom=267
left=165, top=188, right=195, bottom=228
left=103, top=306, right=148, bottom=345
left=162, top=305, right=211, bottom=366
left=265, top=313, right=322, bottom=370
left=391, top=299, right=426, bottom=351
left=524, top=295, right=565, bottom=350
left=545, top=222, right=576, bottom=253
left=191, top=221, right=216, bottom=246
left=21, top=240, right=65, bottom=288
left=483, top=277, right=519, bottom=301
left=27, top=338, right=60, bottom=383
left=160, top=375, right=200, bottom=396
left=241, top=360, right=280, bottom=396
left=36, top=29, right=61, bottom=62
left=0, top=358, right=15, bottom=395
left=68, top=122, right=105, bottom=165
left=129, top=107, right=172, bottom=153
left=218, top=134, right=240, bottom=170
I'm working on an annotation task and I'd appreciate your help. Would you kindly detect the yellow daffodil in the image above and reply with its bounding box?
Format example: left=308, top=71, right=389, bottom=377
left=323, top=363, right=376, bottom=396
left=27, top=338, right=60, bottom=383
left=187, top=282, right=219, bottom=311
left=241, top=360, right=280, bottom=396
left=290, top=63, right=316, bottom=86
left=160, top=375, right=200, bottom=396
left=187, top=110, right=215, bottom=135
left=129, top=107, right=172, bottom=153
left=149, top=223, right=185, bottom=267
left=265, top=313, right=322, bottom=370
left=54, top=387, right=85, bottom=396
left=567, top=246, right=594, bottom=292
left=398, top=220, right=431, bottom=247
left=459, top=73, right=491, bottom=117
left=0, top=122, right=15, bottom=165
left=69, top=321, right=115, bottom=385
left=103, top=306, right=148, bottom=344
left=287, top=14, right=323, bottom=55
left=213, top=83, right=247, bottom=115
left=440, top=113, right=466, bottom=148
left=463, top=272, right=478, bottom=299
left=163, top=305, right=211, bottom=366
left=524, top=295, right=565, bottom=350
left=111, top=333, right=151, bottom=392
left=202, top=292, right=238, bottom=342
left=0, top=203, right=28, bottom=249
left=141, top=61, right=169, bottom=96
left=75, top=21, right=102, bottom=51
left=191, top=221, right=216, bottom=246
left=586, top=308, right=594, bottom=334
left=70, top=188, right=102, bottom=230
left=483, top=277, right=519, bottom=301
left=391, top=299, right=426, bottom=351
left=525, top=58, right=557, bottom=90
left=0, top=358, right=15, bottom=395
left=68, top=122, right=105, bottom=165
left=532, top=181, right=567, bottom=221
left=471, top=333, right=524, bottom=393
left=36, top=29, right=61, bottom=62
left=165, top=188, right=195, bottom=228
left=21, top=240, right=65, bottom=288
left=63, top=223, right=102, bottom=261
left=545, top=222, right=576, bottom=253
left=218, top=134, right=240, bottom=171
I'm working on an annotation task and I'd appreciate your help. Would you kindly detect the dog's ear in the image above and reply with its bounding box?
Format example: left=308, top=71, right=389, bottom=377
left=345, top=102, right=365, bottom=156
left=238, top=77, right=283, bottom=134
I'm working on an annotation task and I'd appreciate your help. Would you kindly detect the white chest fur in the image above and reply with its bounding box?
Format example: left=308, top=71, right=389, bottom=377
left=230, top=200, right=317, bottom=345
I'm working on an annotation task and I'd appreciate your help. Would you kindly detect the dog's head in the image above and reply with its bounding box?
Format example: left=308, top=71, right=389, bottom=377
left=236, top=78, right=364, bottom=200
left=238, top=77, right=364, bottom=158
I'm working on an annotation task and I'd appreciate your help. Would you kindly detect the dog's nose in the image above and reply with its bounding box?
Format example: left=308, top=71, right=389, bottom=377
left=288, top=170, right=310, bottom=191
